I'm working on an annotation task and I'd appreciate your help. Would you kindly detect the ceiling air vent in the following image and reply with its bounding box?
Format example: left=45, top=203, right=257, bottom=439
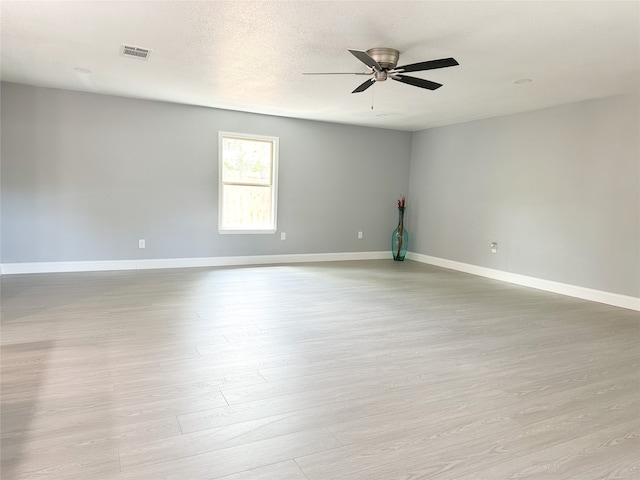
left=120, top=44, right=152, bottom=60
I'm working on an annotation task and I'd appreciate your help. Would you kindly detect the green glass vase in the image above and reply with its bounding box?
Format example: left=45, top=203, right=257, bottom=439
left=392, top=207, right=408, bottom=261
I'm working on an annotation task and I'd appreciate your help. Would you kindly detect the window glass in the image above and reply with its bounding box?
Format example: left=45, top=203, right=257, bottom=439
left=219, top=133, right=278, bottom=233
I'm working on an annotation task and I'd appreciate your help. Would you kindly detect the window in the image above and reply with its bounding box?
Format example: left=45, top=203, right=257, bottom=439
left=218, top=132, right=279, bottom=233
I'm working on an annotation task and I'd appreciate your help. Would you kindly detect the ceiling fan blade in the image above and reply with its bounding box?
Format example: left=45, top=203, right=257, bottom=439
left=349, top=49, right=382, bottom=71
left=352, top=78, right=375, bottom=93
left=392, top=75, right=442, bottom=90
left=393, top=57, right=459, bottom=74
left=303, top=72, right=371, bottom=75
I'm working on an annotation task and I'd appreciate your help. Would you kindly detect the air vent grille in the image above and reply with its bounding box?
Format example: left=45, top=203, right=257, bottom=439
left=120, top=44, right=152, bottom=60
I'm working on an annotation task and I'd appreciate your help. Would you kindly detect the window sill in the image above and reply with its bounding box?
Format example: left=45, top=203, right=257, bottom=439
left=219, top=229, right=277, bottom=235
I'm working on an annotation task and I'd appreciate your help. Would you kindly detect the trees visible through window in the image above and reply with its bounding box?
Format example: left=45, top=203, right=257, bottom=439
left=218, top=132, right=278, bottom=233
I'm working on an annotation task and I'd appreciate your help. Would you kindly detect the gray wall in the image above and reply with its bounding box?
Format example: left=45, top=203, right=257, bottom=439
left=2, top=82, right=638, bottom=299
left=408, top=94, right=640, bottom=297
left=1, top=82, right=411, bottom=262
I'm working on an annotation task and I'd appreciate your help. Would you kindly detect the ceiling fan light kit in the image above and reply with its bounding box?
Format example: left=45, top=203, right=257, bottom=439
left=305, top=47, right=459, bottom=94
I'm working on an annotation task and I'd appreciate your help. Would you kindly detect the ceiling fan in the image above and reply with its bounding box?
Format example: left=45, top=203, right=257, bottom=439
left=304, top=48, right=459, bottom=94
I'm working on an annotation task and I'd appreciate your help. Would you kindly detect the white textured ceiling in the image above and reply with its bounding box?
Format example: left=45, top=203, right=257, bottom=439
left=1, top=1, right=639, bottom=131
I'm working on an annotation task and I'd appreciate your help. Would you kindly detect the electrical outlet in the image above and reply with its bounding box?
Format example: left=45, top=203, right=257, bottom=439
left=139, top=239, right=146, bottom=249
left=358, top=231, right=363, bottom=239
left=280, top=232, right=286, bottom=240
left=490, top=242, right=498, bottom=253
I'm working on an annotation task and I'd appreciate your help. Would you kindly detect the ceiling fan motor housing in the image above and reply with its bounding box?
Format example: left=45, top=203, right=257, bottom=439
left=366, top=48, right=399, bottom=70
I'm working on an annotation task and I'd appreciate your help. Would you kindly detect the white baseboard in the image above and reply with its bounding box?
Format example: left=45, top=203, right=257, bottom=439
left=407, top=252, right=640, bottom=312
left=3, top=251, right=637, bottom=312
left=0, top=251, right=390, bottom=275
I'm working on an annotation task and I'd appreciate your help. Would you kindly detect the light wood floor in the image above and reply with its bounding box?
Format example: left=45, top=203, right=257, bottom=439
left=1, top=260, right=638, bottom=480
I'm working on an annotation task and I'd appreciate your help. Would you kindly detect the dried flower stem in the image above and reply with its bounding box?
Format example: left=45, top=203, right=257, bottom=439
left=396, top=196, right=406, bottom=260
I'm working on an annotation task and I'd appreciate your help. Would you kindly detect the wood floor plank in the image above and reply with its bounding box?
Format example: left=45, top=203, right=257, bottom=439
left=297, top=412, right=637, bottom=480
left=116, top=428, right=339, bottom=479
left=211, top=460, right=308, bottom=480
left=453, top=420, right=640, bottom=480
left=2, top=260, right=638, bottom=479
left=2, top=443, right=120, bottom=480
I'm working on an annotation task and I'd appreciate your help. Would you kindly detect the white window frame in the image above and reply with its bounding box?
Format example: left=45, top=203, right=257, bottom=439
left=218, top=131, right=279, bottom=234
